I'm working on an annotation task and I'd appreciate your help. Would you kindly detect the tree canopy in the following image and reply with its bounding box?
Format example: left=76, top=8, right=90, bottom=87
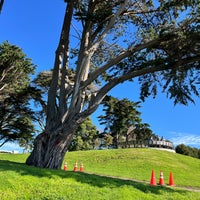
left=26, top=0, right=200, bottom=169
left=0, top=41, right=36, bottom=148
left=175, top=144, right=200, bottom=159
left=98, top=95, right=156, bottom=148
left=0, top=41, right=35, bottom=100
left=98, top=95, right=142, bottom=147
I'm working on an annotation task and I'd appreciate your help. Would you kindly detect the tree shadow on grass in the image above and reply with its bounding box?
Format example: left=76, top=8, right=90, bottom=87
left=0, top=160, right=193, bottom=196
left=69, top=172, right=190, bottom=196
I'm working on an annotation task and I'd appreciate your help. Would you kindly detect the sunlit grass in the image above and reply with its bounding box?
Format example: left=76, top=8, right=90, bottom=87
left=64, top=148, right=200, bottom=188
left=0, top=148, right=200, bottom=199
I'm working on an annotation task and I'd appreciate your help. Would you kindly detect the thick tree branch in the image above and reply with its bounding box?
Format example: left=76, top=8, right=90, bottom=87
left=89, top=0, right=129, bottom=52
left=67, top=0, right=142, bottom=120
left=0, top=0, right=4, bottom=14
left=81, top=55, right=200, bottom=118
left=81, top=37, right=164, bottom=89
left=67, top=1, right=104, bottom=119
left=46, top=1, right=75, bottom=129
left=0, top=138, right=9, bottom=148
left=59, top=0, right=75, bottom=117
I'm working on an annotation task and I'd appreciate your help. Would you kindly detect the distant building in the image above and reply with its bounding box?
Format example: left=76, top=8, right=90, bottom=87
left=12, top=150, right=19, bottom=154
left=95, top=133, right=174, bottom=150
left=0, top=150, right=19, bottom=154
left=148, top=138, right=174, bottom=149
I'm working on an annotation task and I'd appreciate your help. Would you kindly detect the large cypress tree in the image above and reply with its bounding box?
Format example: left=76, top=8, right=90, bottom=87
left=26, top=0, right=200, bottom=169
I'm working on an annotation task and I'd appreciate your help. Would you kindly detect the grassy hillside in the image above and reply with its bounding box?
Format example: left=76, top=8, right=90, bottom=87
left=0, top=148, right=200, bottom=200
left=64, top=148, right=200, bottom=188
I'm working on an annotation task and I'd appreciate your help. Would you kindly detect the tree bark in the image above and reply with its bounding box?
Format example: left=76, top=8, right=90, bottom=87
left=0, top=0, right=4, bottom=14
left=26, top=129, right=73, bottom=169
left=26, top=1, right=76, bottom=169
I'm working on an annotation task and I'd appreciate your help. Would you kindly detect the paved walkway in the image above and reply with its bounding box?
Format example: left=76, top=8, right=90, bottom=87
left=84, top=172, right=200, bottom=193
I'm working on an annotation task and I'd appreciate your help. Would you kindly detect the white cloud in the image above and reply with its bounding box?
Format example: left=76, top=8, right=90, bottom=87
left=169, top=132, right=200, bottom=148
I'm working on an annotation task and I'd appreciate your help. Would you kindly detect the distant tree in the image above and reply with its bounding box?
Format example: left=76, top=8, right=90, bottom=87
left=134, top=123, right=154, bottom=146
left=98, top=95, right=141, bottom=148
left=191, top=147, right=199, bottom=158
left=19, top=137, right=34, bottom=153
left=0, top=42, right=37, bottom=147
left=0, top=41, right=35, bottom=100
left=175, top=144, right=200, bottom=159
left=175, top=144, right=190, bottom=155
left=69, top=117, right=98, bottom=151
left=103, top=134, right=113, bottom=148
left=26, top=1, right=200, bottom=169
left=0, top=90, right=36, bottom=148
left=29, top=70, right=53, bottom=131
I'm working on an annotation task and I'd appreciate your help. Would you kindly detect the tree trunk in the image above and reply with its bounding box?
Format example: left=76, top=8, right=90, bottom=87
left=26, top=1, right=76, bottom=169
left=26, top=130, right=73, bottom=169
left=0, top=0, right=4, bottom=14
left=125, top=134, right=129, bottom=148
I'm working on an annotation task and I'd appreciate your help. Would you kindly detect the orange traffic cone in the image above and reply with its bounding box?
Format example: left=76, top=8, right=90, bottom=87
left=150, top=169, right=156, bottom=186
left=63, top=161, right=67, bottom=171
left=168, top=172, right=175, bottom=186
left=158, top=171, right=165, bottom=185
left=80, top=163, right=84, bottom=172
left=74, top=161, right=78, bottom=172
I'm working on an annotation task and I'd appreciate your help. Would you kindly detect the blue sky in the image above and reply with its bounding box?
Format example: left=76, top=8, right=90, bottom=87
left=0, top=0, right=200, bottom=152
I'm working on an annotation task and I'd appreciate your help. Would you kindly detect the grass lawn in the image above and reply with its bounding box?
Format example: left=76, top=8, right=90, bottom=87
left=64, top=148, right=200, bottom=188
left=0, top=148, right=200, bottom=199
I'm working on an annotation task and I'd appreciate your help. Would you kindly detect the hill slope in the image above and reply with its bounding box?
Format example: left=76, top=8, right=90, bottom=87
left=0, top=148, right=200, bottom=200
left=64, top=148, right=200, bottom=188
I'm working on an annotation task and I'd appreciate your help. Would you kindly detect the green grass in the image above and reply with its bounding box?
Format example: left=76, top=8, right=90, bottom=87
left=64, top=148, right=200, bottom=188
left=0, top=148, right=200, bottom=200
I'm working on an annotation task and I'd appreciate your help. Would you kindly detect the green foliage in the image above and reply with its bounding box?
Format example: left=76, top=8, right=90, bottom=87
left=134, top=123, right=154, bottom=141
left=81, top=0, right=200, bottom=105
left=74, top=1, right=118, bottom=25
left=33, top=70, right=52, bottom=92
left=136, top=3, right=200, bottom=104
left=69, top=117, right=98, bottom=151
left=0, top=42, right=36, bottom=148
left=0, top=41, right=35, bottom=98
left=99, top=95, right=141, bottom=131
left=175, top=144, right=200, bottom=159
left=98, top=96, right=155, bottom=147
left=0, top=85, right=36, bottom=148
left=103, top=134, right=113, bottom=147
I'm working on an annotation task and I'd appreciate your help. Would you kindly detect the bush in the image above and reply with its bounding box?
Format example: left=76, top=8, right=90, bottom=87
left=175, top=144, right=200, bottom=159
